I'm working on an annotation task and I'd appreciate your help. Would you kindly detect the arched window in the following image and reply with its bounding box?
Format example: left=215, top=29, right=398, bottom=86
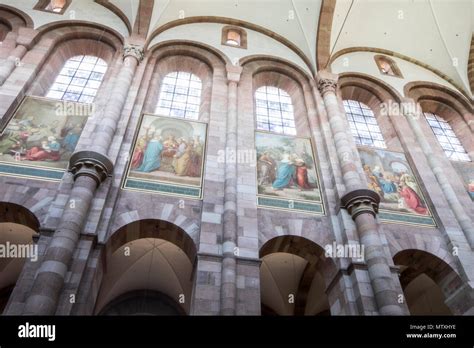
left=255, top=86, right=296, bottom=135
left=46, top=55, right=107, bottom=103
left=155, top=72, right=202, bottom=120
left=343, top=100, right=386, bottom=148
left=424, top=112, right=470, bottom=162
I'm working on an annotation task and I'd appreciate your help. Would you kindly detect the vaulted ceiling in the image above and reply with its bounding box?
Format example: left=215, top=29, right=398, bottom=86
left=0, top=0, right=472, bottom=96
left=328, top=0, right=473, bottom=98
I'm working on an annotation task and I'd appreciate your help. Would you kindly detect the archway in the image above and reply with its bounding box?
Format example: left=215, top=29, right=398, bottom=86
left=0, top=202, right=39, bottom=314
left=394, top=249, right=463, bottom=315
left=259, top=235, right=336, bottom=316
left=93, top=219, right=197, bottom=316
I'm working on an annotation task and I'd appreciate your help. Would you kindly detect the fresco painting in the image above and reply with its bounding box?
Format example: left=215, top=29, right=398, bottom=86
left=358, top=147, right=436, bottom=226
left=255, top=131, right=323, bottom=214
left=123, top=114, right=207, bottom=198
left=0, top=96, right=89, bottom=181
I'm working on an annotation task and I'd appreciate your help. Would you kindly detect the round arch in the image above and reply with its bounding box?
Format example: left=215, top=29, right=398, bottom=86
left=92, top=219, right=197, bottom=316
left=338, top=72, right=404, bottom=149
left=0, top=4, right=34, bottom=31
left=404, top=81, right=474, bottom=159
left=242, top=57, right=312, bottom=138
left=0, top=202, right=39, bottom=314
left=259, top=235, right=338, bottom=316
left=393, top=249, right=464, bottom=315
left=0, top=201, right=40, bottom=232
left=142, top=41, right=227, bottom=123
left=26, top=23, right=123, bottom=99
left=146, top=16, right=314, bottom=75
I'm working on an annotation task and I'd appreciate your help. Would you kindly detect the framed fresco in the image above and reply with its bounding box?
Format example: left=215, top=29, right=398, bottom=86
left=255, top=131, right=324, bottom=215
left=122, top=113, right=208, bottom=199
left=0, top=96, right=90, bottom=181
left=357, top=147, right=436, bottom=227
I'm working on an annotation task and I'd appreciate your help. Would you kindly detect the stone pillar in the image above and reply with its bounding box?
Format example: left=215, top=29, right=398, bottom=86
left=220, top=64, right=242, bottom=315
left=23, top=44, right=144, bottom=315
left=0, top=28, right=37, bottom=86
left=317, top=71, right=403, bottom=315
left=401, top=98, right=474, bottom=248
left=23, top=152, right=113, bottom=315
left=89, top=44, right=144, bottom=155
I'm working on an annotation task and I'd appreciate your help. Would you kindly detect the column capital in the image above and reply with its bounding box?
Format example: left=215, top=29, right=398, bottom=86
left=68, top=151, right=114, bottom=187
left=316, top=70, right=339, bottom=95
left=317, top=78, right=338, bottom=95
left=226, top=63, right=243, bottom=84
left=341, top=189, right=380, bottom=219
left=123, top=44, right=145, bottom=62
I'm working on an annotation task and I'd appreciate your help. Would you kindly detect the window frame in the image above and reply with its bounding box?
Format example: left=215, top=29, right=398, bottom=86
left=221, top=25, right=247, bottom=49
left=255, top=86, right=296, bottom=136
left=343, top=99, right=387, bottom=149
left=374, top=55, right=403, bottom=78
left=424, top=112, right=471, bottom=162
left=155, top=71, right=203, bottom=120
left=34, top=0, right=72, bottom=15
left=46, top=55, right=108, bottom=103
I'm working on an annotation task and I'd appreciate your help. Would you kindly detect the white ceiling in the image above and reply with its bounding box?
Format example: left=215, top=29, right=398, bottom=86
left=147, top=0, right=321, bottom=67
left=2, top=0, right=471, bottom=94
left=0, top=0, right=130, bottom=36
left=330, top=0, right=473, bottom=97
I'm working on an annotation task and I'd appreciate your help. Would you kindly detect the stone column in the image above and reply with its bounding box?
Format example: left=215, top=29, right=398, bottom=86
left=220, top=64, right=243, bottom=315
left=23, top=152, right=113, bottom=315
left=0, top=28, right=37, bottom=86
left=89, top=44, right=144, bottom=155
left=23, top=44, right=144, bottom=315
left=316, top=71, right=403, bottom=315
left=401, top=98, right=474, bottom=248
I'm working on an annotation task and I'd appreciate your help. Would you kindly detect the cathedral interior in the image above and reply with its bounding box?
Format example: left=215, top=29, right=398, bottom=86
left=0, top=0, right=473, bottom=316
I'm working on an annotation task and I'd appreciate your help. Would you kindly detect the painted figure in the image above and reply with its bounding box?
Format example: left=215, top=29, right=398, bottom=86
left=137, top=133, right=163, bottom=172
left=272, top=154, right=295, bottom=190
left=257, top=151, right=276, bottom=186
left=294, top=159, right=313, bottom=190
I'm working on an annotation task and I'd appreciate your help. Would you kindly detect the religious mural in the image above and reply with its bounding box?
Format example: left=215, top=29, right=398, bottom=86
left=123, top=114, right=207, bottom=198
left=358, top=147, right=436, bottom=226
left=0, top=96, right=89, bottom=181
left=255, top=131, right=324, bottom=214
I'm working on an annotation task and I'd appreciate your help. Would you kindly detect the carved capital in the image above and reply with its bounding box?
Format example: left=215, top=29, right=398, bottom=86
left=69, top=151, right=114, bottom=187
left=123, top=44, right=145, bottom=62
left=341, top=189, right=380, bottom=220
left=317, top=78, right=338, bottom=96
